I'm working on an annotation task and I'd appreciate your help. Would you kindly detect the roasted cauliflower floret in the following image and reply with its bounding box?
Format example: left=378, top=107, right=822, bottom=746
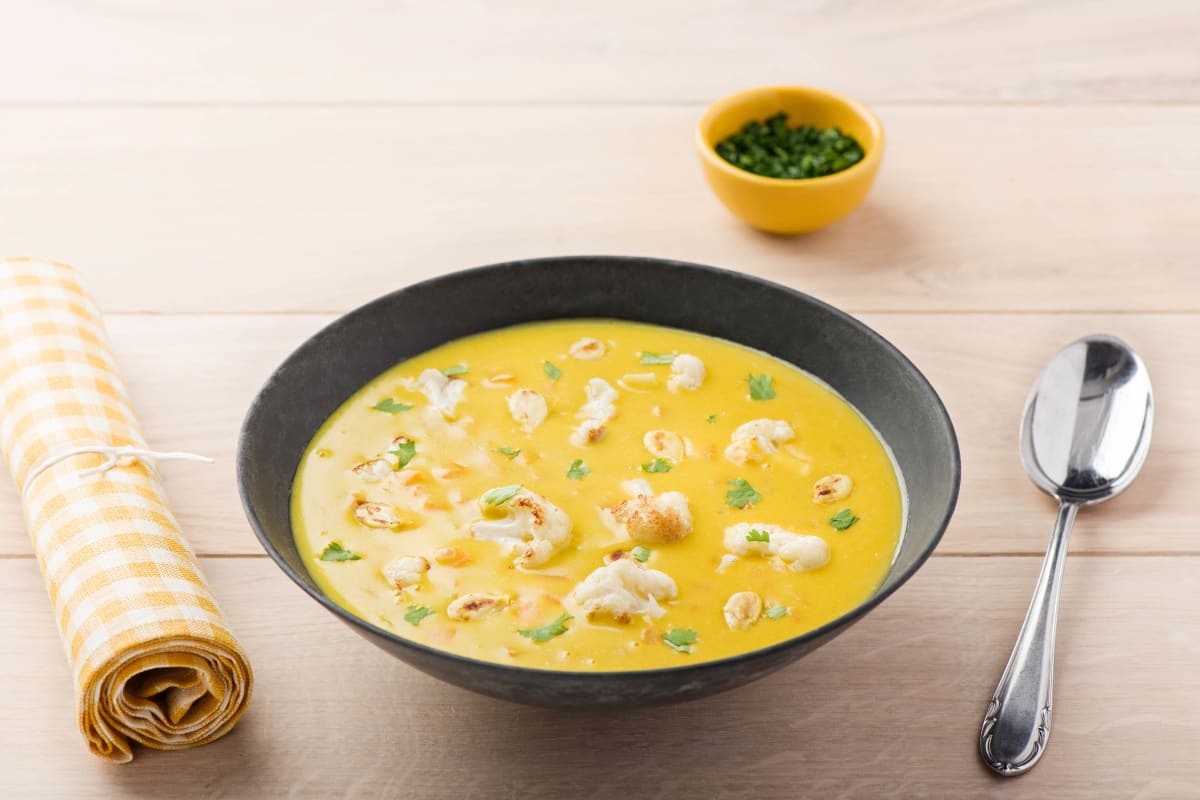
left=447, top=592, right=510, bottom=621
left=643, top=429, right=685, bottom=463
left=603, top=490, right=693, bottom=544
left=415, top=368, right=467, bottom=419
left=813, top=473, right=853, bottom=504
left=470, top=488, right=573, bottom=568
left=353, top=501, right=408, bottom=529
left=506, top=388, right=548, bottom=432
left=571, top=377, right=618, bottom=446
left=723, top=418, right=796, bottom=466
left=668, top=353, right=706, bottom=391
left=382, top=555, right=430, bottom=590
left=568, top=337, right=607, bottom=360
left=351, top=457, right=393, bottom=482
left=570, top=558, right=677, bottom=623
left=723, top=591, right=763, bottom=631
left=723, top=522, right=830, bottom=572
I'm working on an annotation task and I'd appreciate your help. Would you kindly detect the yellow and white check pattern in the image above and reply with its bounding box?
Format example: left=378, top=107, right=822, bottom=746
left=0, top=257, right=252, bottom=763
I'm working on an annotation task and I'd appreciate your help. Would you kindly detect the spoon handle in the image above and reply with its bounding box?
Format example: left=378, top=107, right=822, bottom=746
left=979, top=501, right=1078, bottom=775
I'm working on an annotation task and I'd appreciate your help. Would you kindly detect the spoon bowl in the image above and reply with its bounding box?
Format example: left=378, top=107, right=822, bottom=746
left=980, top=335, right=1153, bottom=775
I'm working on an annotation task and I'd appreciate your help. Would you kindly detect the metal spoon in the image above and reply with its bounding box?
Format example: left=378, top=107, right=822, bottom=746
left=979, top=334, right=1153, bottom=776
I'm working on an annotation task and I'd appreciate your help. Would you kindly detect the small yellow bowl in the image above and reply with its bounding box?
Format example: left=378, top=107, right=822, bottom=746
left=696, top=86, right=884, bottom=235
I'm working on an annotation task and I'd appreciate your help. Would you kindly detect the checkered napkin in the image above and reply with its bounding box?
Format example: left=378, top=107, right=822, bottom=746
left=0, top=258, right=252, bottom=762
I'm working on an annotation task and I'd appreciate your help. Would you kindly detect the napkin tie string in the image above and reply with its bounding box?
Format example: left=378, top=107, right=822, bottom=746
left=21, top=444, right=215, bottom=505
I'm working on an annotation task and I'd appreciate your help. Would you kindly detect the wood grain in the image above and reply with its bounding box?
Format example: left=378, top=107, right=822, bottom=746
left=1, top=106, right=1198, bottom=314
left=4, top=555, right=1197, bottom=798
left=0, top=312, right=1189, bottom=558
left=1, top=1, right=1197, bottom=104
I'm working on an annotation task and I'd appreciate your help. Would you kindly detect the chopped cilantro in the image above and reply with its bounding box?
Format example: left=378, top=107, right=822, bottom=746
left=483, top=484, right=522, bottom=506
left=631, top=545, right=651, bottom=562
left=829, top=509, right=860, bottom=531
left=319, top=541, right=361, bottom=562
left=404, top=604, right=435, bottom=625
left=725, top=478, right=762, bottom=509
left=442, top=364, right=468, bottom=376
left=748, top=373, right=776, bottom=401
left=765, top=604, right=788, bottom=620
left=706, top=414, right=717, bottom=424
left=497, top=446, right=521, bottom=460
left=543, top=360, right=563, bottom=381
left=662, top=628, right=699, bottom=654
left=746, top=528, right=770, bottom=543
left=372, top=398, right=412, bottom=414
left=639, top=351, right=676, bottom=365
left=517, top=613, right=573, bottom=642
left=641, top=458, right=672, bottom=474
left=566, top=458, right=589, bottom=480
left=389, top=438, right=417, bottom=469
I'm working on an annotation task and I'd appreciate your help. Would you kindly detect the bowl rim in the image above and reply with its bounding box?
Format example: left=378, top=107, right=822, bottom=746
left=695, top=84, right=885, bottom=189
left=238, top=255, right=959, bottom=683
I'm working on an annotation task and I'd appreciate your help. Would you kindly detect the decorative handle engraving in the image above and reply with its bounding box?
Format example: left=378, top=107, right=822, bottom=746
left=978, top=502, right=1077, bottom=776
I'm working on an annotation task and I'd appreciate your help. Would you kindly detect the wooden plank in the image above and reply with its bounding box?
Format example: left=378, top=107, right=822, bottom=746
left=2, top=106, right=1198, bottom=314
left=2, top=555, right=1197, bottom=797
left=0, top=313, right=1189, bottom=557
left=1, top=1, right=1197, bottom=104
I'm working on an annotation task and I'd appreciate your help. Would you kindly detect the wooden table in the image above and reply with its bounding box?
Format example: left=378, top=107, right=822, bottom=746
left=2, top=2, right=1197, bottom=797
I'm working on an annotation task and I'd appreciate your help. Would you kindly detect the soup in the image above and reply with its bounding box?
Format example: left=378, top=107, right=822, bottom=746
left=292, top=319, right=904, bottom=670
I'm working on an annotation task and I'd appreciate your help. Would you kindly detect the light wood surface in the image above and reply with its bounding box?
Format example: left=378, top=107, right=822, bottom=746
left=1, top=1, right=1198, bottom=797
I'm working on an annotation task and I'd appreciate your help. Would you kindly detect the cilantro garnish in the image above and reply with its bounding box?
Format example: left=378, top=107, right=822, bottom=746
left=746, top=528, right=770, bottom=543
left=319, top=541, right=362, bottom=562
left=442, top=364, right=468, bottom=376
left=372, top=398, right=412, bottom=414
left=631, top=545, right=651, bottom=562
left=639, top=351, right=676, bottom=365
left=389, top=438, right=416, bottom=469
left=641, top=458, right=671, bottom=474
left=662, top=628, right=699, bottom=654
left=566, top=459, right=589, bottom=480
left=517, top=613, right=573, bottom=643
left=829, top=509, right=860, bottom=531
left=404, top=604, right=435, bottom=626
left=748, top=373, right=776, bottom=401
left=765, top=605, right=788, bottom=620
left=725, top=478, right=762, bottom=509
left=483, top=485, right=522, bottom=506
left=543, top=360, right=563, bottom=381
left=497, top=446, right=521, bottom=460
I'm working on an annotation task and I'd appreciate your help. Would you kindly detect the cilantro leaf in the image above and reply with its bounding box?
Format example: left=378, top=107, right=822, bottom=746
left=497, top=446, right=521, bottom=460
left=706, top=414, right=717, bottom=424
left=641, top=458, right=672, bottom=474
left=372, top=398, right=412, bottom=414
left=662, top=628, right=699, bottom=654
left=829, top=509, right=860, bottom=531
left=517, top=613, right=573, bottom=643
left=639, top=351, right=676, bottom=365
left=404, top=604, right=435, bottom=625
left=631, top=545, right=651, bottom=562
left=483, top=484, right=522, bottom=506
left=765, top=604, right=788, bottom=620
left=389, top=438, right=416, bottom=469
left=725, top=478, right=762, bottom=509
left=748, top=373, right=776, bottom=401
left=319, top=541, right=362, bottom=562
left=442, top=364, right=468, bottom=376
left=543, top=360, right=563, bottom=381
left=566, top=458, right=589, bottom=480
left=746, top=528, right=770, bottom=543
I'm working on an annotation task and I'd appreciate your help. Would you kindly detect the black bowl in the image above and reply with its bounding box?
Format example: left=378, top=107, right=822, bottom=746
left=238, top=256, right=959, bottom=706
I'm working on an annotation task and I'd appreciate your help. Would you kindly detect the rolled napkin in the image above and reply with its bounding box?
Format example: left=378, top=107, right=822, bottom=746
left=0, top=257, right=252, bottom=762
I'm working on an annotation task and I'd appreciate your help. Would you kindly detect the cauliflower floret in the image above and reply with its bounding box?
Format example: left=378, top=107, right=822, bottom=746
left=643, top=429, right=685, bottom=463
left=351, top=457, right=393, bottom=482
left=813, top=473, right=853, bottom=504
left=723, top=523, right=830, bottom=572
left=723, top=591, right=763, bottom=631
left=382, top=555, right=430, bottom=590
left=447, top=592, right=509, bottom=621
left=724, top=418, right=796, bottom=466
left=603, top=490, right=693, bottom=544
left=668, top=354, right=706, bottom=391
left=470, top=488, right=573, bottom=568
left=507, top=388, right=548, bottom=432
left=570, top=558, right=677, bottom=623
left=568, top=337, right=607, bottom=360
left=353, top=501, right=408, bottom=529
left=571, top=378, right=618, bottom=446
left=620, top=478, right=654, bottom=497
left=416, top=368, right=467, bottom=420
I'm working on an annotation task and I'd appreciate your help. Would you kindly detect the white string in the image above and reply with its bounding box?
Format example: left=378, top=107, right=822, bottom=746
left=20, top=444, right=215, bottom=506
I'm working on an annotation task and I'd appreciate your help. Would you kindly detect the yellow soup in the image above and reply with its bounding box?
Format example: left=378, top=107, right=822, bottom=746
left=293, top=319, right=904, bottom=670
